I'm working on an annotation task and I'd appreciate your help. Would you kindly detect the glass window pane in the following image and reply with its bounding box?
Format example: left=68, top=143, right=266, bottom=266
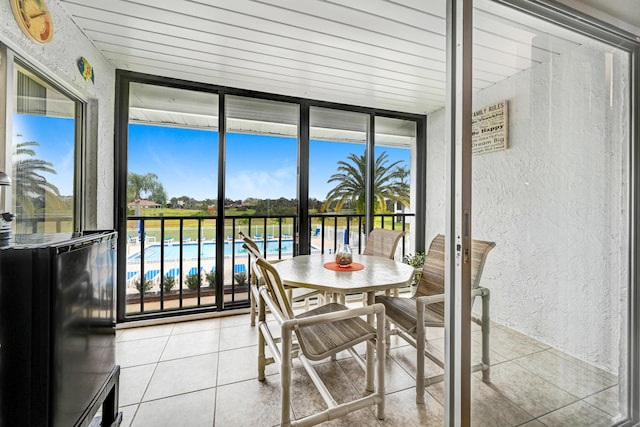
left=12, top=63, right=78, bottom=235
left=126, top=82, right=218, bottom=313
left=310, top=106, right=368, bottom=253
left=225, top=95, right=299, bottom=302
left=444, top=2, right=628, bottom=424
left=374, top=116, right=415, bottom=257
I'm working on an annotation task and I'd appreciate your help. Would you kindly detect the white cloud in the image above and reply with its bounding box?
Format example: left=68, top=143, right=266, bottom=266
left=227, top=166, right=296, bottom=200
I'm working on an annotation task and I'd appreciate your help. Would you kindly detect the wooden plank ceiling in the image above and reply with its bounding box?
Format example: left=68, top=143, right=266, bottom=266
left=59, top=0, right=588, bottom=116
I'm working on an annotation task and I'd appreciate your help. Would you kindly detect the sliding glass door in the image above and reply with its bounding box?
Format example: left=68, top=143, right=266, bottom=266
left=309, top=107, right=368, bottom=251
left=468, top=3, right=631, bottom=423
left=224, top=95, right=299, bottom=306
left=430, top=0, right=635, bottom=424
left=125, top=82, right=219, bottom=314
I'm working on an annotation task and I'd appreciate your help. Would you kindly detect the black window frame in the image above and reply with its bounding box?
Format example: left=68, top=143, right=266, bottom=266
left=115, top=69, right=427, bottom=322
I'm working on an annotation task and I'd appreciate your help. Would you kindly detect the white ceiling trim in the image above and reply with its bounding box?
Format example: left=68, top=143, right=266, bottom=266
left=58, top=0, right=629, bottom=117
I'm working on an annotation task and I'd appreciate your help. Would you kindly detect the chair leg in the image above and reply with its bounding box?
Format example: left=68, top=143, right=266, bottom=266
left=384, top=317, right=391, bottom=351
left=250, top=277, right=258, bottom=326
left=481, top=292, right=491, bottom=383
left=281, top=325, right=293, bottom=426
left=286, top=289, right=293, bottom=307
left=318, top=292, right=326, bottom=305
left=416, top=304, right=426, bottom=404
left=250, top=295, right=256, bottom=327
left=376, top=306, right=386, bottom=420
left=258, top=295, right=266, bottom=381
left=365, top=292, right=375, bottom=392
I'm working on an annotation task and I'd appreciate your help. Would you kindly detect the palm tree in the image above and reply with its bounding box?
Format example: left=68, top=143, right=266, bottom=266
left=13, top=141, right=63, bottom=216
left=127, top=172, right=166, bottom=204
left=128, top=172, right=167, bottom=216
left=322, top=151, right=409, bottom=214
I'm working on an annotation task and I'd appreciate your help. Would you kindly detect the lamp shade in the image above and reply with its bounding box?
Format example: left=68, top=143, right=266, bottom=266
left=0, top=172, right=11, bottom=186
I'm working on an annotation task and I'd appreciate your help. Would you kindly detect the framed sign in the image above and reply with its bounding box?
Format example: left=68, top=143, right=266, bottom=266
left=472, top=100, right=508, bottom=155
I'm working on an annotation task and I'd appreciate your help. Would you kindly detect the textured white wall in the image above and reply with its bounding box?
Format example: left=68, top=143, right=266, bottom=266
left=0, top=1, right=115, bottom=229
left=426, top=41, right=629, bottom=372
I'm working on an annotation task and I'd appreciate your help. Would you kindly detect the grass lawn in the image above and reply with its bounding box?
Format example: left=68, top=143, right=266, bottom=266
left=127, top=208, right=408, bottom=242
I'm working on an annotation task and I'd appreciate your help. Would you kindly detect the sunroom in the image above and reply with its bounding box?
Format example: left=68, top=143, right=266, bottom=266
left=0, top=0, right=638, bottom=426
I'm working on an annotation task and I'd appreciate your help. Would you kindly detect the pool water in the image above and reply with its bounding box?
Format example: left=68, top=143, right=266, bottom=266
left=128, top=239, right=295, bottom=262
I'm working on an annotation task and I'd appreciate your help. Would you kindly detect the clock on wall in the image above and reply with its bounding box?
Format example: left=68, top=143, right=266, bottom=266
left=10, top=0, right=54, bottom=44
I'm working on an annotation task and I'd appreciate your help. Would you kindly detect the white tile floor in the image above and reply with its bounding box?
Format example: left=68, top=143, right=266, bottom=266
left=115, top=309, right=621, bottom=426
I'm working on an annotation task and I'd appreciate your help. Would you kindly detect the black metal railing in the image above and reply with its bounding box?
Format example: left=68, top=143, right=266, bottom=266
left=124, top=215, right=296, bottom=316
left=309, top=213, right=413, bottom=256
left=124, top=213, right=414, bottom=317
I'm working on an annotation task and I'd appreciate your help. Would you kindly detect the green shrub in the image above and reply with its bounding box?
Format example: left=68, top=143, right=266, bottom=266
left=403, top=252, right=426, bottom=285
left=186, top=274, right=200, bottom=290
left=206, top=270, right=216, bottom=288
left=403, top=252, right=426, bottom=268
left=162, top=276, right=175, bottom=293
left=234, top=272, right=247, bottom=286
left=135, top=279, right=153, bottom=294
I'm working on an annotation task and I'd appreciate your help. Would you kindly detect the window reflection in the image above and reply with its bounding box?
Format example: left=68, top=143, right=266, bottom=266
left=12, top=63, right=78, bottom=235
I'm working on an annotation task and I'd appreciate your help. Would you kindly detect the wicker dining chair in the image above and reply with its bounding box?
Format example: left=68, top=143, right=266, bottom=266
left=239, top=231, right=320, bottom=326
left=251, top=252, right=386, bottom=426
left=362, top=228, right=405, bottom=259
left=375, top=234, right=495, bottom=403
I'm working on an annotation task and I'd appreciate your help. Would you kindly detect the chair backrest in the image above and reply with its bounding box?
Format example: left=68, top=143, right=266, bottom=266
left=413, top=234, right=495, bottom=317
left=362, top=228, right=405, bottom=259
left=239, top=231, right=260, bottom=253
left=241, top=236, right=264, bottom=285
left=254, top=256, right=295, bottom=321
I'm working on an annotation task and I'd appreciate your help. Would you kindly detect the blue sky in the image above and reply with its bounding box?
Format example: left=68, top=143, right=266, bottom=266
left=12, top=116, right=410, bottom=201
left=13, top=114, right=76, bottom=196
left=129, top=124, right=410, bottom=201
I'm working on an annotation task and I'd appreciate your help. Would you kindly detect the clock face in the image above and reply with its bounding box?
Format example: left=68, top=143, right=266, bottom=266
left=10, top=0, right=54, bottom=44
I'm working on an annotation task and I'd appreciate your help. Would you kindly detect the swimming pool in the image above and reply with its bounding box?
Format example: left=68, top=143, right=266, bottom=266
left=128, top=239, right=295, bottom=262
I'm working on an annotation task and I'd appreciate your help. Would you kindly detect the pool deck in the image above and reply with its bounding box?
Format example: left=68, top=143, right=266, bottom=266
left=125, top=235, right=338, bottom=294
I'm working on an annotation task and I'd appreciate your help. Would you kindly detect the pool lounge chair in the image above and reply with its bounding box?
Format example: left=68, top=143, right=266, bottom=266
left=144, top=269, right=160, bottom=286
left=144, top=269, right=159, bottom=280
left=165, top=268, right=180, bottom=278
left=126, top=271, right=138, bottom=285
left=233, top=264, right=246, bottom=274
left=138, top=231, right=156, bottom=243
left=188, top=266, right=204, bottom=276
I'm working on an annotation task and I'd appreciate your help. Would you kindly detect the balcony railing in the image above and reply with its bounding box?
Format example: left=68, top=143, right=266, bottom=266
left=124, top=213, right=414, bottom=318
left=14, top=215, right=74, bottom=234
left=309, top=212, right=414, bottom=255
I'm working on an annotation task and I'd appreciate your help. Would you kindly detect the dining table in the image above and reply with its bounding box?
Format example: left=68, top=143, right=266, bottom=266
left=274, top=253, right=416, bottom=391
left=275, top=253, right=416, bottom=304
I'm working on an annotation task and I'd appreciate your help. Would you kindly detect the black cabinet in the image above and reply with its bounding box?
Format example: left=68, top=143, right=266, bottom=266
left=0, top=231, right=121, bottom=426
